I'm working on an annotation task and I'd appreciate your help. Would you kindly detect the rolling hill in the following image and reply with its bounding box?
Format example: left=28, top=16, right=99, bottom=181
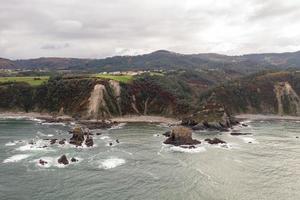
left=2, top=50, right=300, bottom=73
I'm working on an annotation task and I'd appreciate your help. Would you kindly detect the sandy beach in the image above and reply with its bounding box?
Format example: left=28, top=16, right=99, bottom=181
left=0, top=112, right=180, bottom=124
left=0, top=112, right=54, bottom=119
left=235, top=114, right=300, bottom=121
left=111, top=115, right=180, bottom=124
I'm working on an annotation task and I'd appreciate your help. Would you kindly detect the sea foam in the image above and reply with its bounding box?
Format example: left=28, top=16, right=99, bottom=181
left=3, top=154, right=31, bottom=163
left=241, top=137, right=258, bottom=144
left=170, top=146, right=207, bottom=153
left=99, top=157, right=126, bottom=169
left=16, top=140, right=53, bottom=151
left=100, top=136, right=110, bottom=140
left=41, top=122, right=67, bottom=126
left=5, top=141, right=20, bottom=146
left=109, top=123, right=126, bottom=130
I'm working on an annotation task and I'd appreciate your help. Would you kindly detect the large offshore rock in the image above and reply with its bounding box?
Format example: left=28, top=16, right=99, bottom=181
left=69, top=126, right=85, bottom=146
left=58, top=155, right=69, bottom=165
left=164, top=126, right=200, bottom=146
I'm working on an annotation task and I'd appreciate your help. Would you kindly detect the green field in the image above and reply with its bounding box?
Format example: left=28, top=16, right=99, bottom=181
left=93, top=74, right=134, bottom=83
left=0, top=76, right=49, bottom=86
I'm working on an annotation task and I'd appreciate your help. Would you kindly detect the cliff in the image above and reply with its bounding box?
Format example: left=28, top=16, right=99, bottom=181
left=0, top=73, right=194, bottom=119
left=198, top=71, right=300, bottom=116
left=1, top=70, right=299, bottom=123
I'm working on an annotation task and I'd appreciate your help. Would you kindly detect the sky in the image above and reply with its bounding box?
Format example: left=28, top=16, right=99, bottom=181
left=1, top=0, right=300, bottom=59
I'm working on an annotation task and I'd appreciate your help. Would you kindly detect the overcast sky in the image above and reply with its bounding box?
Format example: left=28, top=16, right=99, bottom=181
left=1, top=0, right=300, bottom=59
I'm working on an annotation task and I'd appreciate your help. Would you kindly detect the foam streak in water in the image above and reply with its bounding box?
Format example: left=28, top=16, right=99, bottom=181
left=3, top=154, right=31, bottom=163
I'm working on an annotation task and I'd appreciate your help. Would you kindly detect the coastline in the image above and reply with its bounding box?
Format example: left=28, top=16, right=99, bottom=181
left=235, top=114, right=300, bottom=121
left=0, top=112, right=180, bottom=124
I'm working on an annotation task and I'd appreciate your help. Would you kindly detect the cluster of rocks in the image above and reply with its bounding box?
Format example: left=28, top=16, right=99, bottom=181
left=39, top=155, right=79, bottom=166
left=39, top=126, right=94, bottom=166
left=163, top=126, right=229, bottom=148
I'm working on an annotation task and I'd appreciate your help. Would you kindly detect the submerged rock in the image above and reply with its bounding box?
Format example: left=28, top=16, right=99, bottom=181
left=58, top=155, right=69, bottom=165
left=116, top=139, right=120, bottom=143
left=164, top=126, right=200, bottom=146
left=230, top=132, right=252, bottom=136
left=50, top=139, right=57, bottom=145
left=205, top=138, right=226, bottom=145
left=29, top=140, right=35, bottom=145
left=85, top=137, right=94, bottom=147
left=180, top=145, right=196, bottom=149
left=39, top=159, right=48, bottom=165
left=71, top=157, right=78, bottom=162
left=163, top=131, right=171, bottom=137
left=58, top=139, right=66, bottom=145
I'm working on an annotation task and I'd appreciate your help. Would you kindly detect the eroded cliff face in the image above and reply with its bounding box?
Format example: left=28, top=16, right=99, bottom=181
left=274, top=82, right=300, bottom=115
left=109, top=80, right=121, bottom=98
left=109, top=80, right=122, bottom=115
left=87, top=84, right=109, bottom=118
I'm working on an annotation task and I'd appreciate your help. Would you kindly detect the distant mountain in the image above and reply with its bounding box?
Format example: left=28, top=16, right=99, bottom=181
left=14, top=57, right=91, bottom=70
left=1, top=50, right=300, bottom=73
left=0, top=58, right=16, bottom=69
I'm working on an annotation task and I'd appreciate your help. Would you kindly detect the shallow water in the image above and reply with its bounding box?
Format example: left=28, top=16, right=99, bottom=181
left=1, top=118, right=300, bottom=200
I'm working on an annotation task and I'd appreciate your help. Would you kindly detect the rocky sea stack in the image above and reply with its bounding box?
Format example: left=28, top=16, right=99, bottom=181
left=164, top=126, right=200, bottom=146
left=58, top=155, right=69, bottom=165
left=69, top=126, right=94, bottom=147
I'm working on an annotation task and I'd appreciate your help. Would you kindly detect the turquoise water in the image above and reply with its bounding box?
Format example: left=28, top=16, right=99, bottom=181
left=1, top=117, right=300, bottom=200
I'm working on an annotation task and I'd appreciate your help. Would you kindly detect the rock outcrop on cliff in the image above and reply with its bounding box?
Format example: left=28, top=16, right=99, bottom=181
left=182, top=102, right=239, bottom=131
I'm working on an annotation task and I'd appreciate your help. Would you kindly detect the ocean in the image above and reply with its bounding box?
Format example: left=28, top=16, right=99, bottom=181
left=1, top=117, right=300, bottom=200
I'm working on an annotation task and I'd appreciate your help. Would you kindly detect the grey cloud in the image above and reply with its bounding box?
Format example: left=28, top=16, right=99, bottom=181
left=0, top=0, right=300, bottom=59
left=41, top=43, right=70, bottom=50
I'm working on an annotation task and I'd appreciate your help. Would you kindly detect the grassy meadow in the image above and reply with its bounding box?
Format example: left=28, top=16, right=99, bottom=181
left=0, top=76, right=49, bottom=86
left=93, top=74, right=134, bottom=83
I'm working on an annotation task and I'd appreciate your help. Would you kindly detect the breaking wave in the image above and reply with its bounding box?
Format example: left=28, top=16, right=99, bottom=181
left=98, top=157, right=126, bottom=169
